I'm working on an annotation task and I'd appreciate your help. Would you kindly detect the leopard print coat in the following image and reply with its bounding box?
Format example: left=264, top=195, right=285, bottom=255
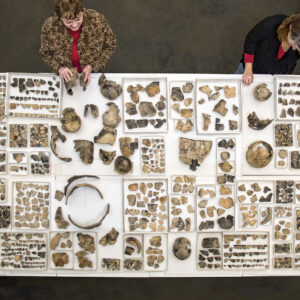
left=39, top=8, right=116, bottom=73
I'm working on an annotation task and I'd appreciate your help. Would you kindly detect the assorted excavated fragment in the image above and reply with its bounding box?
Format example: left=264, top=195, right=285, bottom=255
left=74, top=140, right=94, bottom=164
left=197, top=235, right=222, bottom=269
left=30, top=151, right=50, bottom=175
left=99, top=149, right=116, bottom=165
left=84, top=104, right=99, bottom=118
left=0, top=233, right=47, bottom=270
left=246, top=141, right=273, bottom=168
left=30, top=124, right=49, bottom=147
left=8, top=75, right=61, bottom=118
left=144, top=234, right=166, bottom=270
left=145, top=81, right=160, bottom=97
left=179, top=137, right=212, bottom=171
left=99, top=228, right=119, bottom=246
left=197, top=185, right=234, bottom=231
left=175, top=119, right=193, bottom=133
left=172, top=175, right=195, bottom=194
left=254, top=83, right=272, bottom=101
left=274, top=124, right=293, bottom=146
left=169, top=195, right=195, bottom=232
left=119, top=137, right=138, bottom=157
left=213, top=100, right=228, bottom=116
left=102, top=103, right=121, bottom=128
left=291, top=151, right=300, bottom=169
left=247, top=112, right=273, bottom=130
left=65, top=183, right=103, bottom=205
left=197, top=82, right=239, bottom=133
left=141, top=137, right=165, bottom=174
left=50, top=126, right=72, bottom=162
left=52, top=252, right=69, bottom=267
left=276, top=181, right=294, bottom=203
left=98, top=74, right=122, bottom=100
left=124, top=179, right=168, bottom=232
left=94, top=127, right=117, bottom=145
left=65, top=68, right=79, bottom=95
left=55, top=207, right=69, bottom=229
left=60, top=107, right=81, bottom=133
left=114, top=156, right=132, bottom=174
left=277, top=79, right=300, bottom=120
left=223, top=233, right=269, bottom=269
left=102, top=259, right=120, bottom=271
left=0, top=206, right=10, bottom=228
left=173, top=237, right=191, bottom=260
left=216, top=138, right=236, bottom=184
left=9, top=124, right=28, bottom=147
left=14, top=181, right=50, bottom=229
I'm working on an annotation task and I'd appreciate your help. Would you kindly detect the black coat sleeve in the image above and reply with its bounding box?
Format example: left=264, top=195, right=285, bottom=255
left=244, top=15, right=286, bottom=54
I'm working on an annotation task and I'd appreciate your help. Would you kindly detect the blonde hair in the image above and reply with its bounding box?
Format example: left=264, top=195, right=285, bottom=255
left=54, top=0, right=83, bottom=19
left=277, top=13, right=300, bottom=48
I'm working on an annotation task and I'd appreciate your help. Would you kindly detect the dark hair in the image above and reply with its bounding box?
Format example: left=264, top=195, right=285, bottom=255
left=277, top=13, right=300, bottom=48
left=54, top=0, right=83, bottom=19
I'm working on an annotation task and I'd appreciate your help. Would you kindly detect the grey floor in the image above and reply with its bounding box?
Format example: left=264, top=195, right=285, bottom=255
left=1, top=1, right=300, bottom=299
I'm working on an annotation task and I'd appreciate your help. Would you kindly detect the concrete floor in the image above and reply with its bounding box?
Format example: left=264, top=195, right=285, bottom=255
left=1, top=1, right=300, bottom=299
left=0, top=0, right=299, bottom=74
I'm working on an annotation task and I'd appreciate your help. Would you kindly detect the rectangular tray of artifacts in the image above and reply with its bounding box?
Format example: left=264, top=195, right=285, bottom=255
left=7, top=73, right=62, bottom=119
left=0, top=232, right=48, bottom=271
left=195, top=78, right=241, bottom=134
left=123, top=178, right=168, bottom=233
left=169, top=80, right=195, bottom=120
left=197, top=232, right=223, bottom=270
left=0, top=73, right=8, bottom=121
left=223, top=232, right=269, bottom=270
left=122, top=77, right=168, bottom=133
left=274, top=75, right=300, bottom=121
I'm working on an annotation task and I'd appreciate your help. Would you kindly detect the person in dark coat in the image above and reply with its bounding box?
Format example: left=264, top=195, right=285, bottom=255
left=236, top=13, right=300, bottom=85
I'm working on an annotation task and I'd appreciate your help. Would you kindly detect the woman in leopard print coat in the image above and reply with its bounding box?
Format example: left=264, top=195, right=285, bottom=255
left=40, top=0, right=116, bottom=86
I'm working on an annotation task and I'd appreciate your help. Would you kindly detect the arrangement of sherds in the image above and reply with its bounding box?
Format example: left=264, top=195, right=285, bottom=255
left=197, top=185, right=235, bottom=231
left=0, top=232, right=47, bottom=270
left=123, top=78, right=167, bottom=132
left=276, top=77, right=300, bottom=120
left=196, top=80, right=240, bottom=133
left=223, top=233, right=269, bottom=269
left=124, top=179, right=168, bottom=232
left=9, top=74, right=61, bottom=118
left=216, top=138, right=236, bottom=184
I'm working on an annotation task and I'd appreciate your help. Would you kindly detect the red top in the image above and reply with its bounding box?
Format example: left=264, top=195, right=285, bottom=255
left=244, top=43, right=287, bottom=63
left=67, top=26, right=82, bottom=73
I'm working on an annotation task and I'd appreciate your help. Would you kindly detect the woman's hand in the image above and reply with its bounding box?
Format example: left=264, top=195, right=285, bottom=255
left=58, top=67, right=73, bottom=83
left=83, top=65, right=92, bottom=86
left=242, top=71, right=254, bottom=85
left=242, top=62, right=254, bottom=85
